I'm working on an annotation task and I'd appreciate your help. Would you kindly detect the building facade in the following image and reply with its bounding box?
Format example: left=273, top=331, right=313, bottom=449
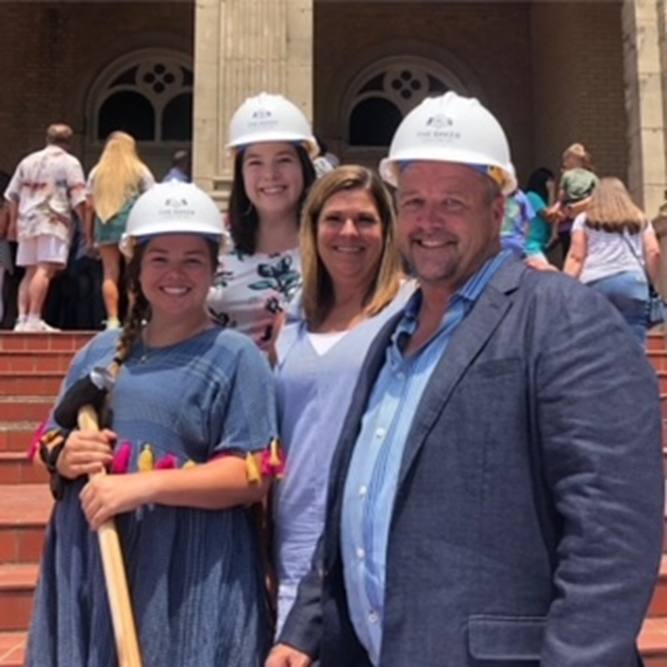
left=0, top=0, right=665, bottom=218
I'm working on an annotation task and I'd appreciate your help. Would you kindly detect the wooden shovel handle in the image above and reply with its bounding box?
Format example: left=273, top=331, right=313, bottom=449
left=78, top=405, right=142, bottom=667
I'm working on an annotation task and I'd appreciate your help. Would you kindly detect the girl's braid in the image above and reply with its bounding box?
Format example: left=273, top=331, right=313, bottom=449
left=108, top=251, right=150, bottom=379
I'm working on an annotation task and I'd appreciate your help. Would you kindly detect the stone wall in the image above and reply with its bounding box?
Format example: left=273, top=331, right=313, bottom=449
left=0, top=2, right=193, bottom=176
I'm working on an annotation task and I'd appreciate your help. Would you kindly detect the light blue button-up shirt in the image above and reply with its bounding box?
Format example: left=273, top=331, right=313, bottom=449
left=340, top=250, right=511, bottom=665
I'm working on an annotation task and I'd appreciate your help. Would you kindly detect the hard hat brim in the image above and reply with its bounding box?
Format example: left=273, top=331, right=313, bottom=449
left=119, top=224, right=222, bottom=258
left=380, top=151, right=517, bottom=195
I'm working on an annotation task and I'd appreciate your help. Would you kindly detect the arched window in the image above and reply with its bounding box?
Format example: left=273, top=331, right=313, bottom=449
left=98, top=91, right=155, bottom=141
left=89, top=52, right=193, bottom=144
left=346, top=58, right=463, bottom=149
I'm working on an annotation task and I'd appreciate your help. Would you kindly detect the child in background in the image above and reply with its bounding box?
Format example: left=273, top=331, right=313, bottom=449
left=547, top=143, right=598, bottom=256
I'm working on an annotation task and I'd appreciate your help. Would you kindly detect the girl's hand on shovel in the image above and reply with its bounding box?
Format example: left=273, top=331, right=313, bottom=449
left=80, top=473, right=152, bottom=531
left=57, top=429, right=116, bottom=480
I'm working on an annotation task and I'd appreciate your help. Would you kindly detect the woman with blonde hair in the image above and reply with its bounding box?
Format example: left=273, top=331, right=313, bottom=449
left=564, top=176, right=661, bottom=343
left=86, top=131, right=154, bottom=329
left=271, top=165, right=413, bottom=633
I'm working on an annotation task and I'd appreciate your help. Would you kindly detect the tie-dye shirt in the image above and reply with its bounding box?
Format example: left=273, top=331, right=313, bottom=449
left=5, top=145, right=86, bottom=242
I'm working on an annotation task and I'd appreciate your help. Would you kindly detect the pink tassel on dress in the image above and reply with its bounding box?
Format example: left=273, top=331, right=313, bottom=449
left=110, top=441, right=131, bottom=474
left=156, top=453, right=178, bottom=470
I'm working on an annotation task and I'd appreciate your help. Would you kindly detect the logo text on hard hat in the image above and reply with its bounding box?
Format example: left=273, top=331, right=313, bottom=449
left=425, top=114, right=453, bottom=130
left=164, top=197, right=189, bottom=208
left=252, top=109, right=272, bottom=120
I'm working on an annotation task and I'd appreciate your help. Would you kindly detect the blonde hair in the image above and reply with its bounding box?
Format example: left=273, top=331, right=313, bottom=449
left=585, top=177, right=646, bottom=234
left=93, top=132, right=147, bottom=222
left=563, top=143, right=594, bottom=171
left=300, top=165, right=402, bottom=328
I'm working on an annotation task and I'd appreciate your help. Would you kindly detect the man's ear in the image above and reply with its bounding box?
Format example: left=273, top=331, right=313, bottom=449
left=491, top=195, right=506, bottom=234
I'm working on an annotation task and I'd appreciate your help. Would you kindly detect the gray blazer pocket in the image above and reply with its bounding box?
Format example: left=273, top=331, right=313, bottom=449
left=468, top=615, right=545, bottom=661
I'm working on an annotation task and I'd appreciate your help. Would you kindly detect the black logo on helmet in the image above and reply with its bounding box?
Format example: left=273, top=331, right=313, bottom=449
left=426, top=115, right=453, bottom=130
left=252, top=109, right=272, bottom=120
left=164, top=197, right=189, bottom=208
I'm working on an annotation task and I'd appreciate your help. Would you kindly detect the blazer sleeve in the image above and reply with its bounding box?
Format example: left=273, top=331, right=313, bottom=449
left=277, top=534, right=324, bottom=658
left=533, top=278, right=664, bottom=666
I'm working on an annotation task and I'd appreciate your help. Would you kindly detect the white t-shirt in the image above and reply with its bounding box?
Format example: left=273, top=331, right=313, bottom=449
left=572, top=213, right=651, bottom=284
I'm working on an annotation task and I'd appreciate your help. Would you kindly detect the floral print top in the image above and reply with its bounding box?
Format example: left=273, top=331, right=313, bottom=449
left=207, top=247, right=301, bottom=352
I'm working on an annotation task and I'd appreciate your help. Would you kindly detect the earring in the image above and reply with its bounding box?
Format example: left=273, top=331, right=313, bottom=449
left=244, top=202, right=254, bottom=216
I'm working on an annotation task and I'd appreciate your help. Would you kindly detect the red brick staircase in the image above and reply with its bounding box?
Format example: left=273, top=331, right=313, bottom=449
left=0, top=330, right=666, bottom=665
left=0, top=331, right=92, bottom=666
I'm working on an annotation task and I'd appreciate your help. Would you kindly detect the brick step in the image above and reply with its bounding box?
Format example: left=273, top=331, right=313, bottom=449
left=0, top=453, right=47, bottom=485
left=0, top=563, right=37, bottom=632
left=648, top=332, right=667, bottom=352
left=0, top=422, right=39, bottom=452
left=641, top=617, right=667, bottom=663
left=650, top=351, right=667, bottom=372
left=648, top=557, right=667, bottom=617
left=0, top=397, right=52, bottom=423
left=0, top=372, right=64, bottom=397
left=0, top=349, right=74, bottom=373
left=0, top=332, right=93, bottom=353
left=0, top=631, right=26, bottom=667
left=0, top=485, right=52, bottom=565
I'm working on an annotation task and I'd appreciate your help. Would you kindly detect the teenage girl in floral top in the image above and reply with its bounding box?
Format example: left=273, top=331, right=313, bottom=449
left=207, top=93, right=317, bottom=351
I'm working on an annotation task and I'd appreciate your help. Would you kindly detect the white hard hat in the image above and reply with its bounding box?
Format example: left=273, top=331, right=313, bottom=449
left=227, top=92, right=318, bottom=157
left=379, top=92, right=517, bottom=195
left=120, top=182, right=223, bottom=258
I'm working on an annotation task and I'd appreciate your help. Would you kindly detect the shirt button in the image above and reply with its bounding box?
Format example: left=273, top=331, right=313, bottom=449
left=396, top=371, right=405, bottom=380
left=375, top=427, right=386, bottom=439
left=369, top=610, right=379, bottom=624
left=356, top=547, right=365, bottom=560
left=358, top=485, right=368, bottom=497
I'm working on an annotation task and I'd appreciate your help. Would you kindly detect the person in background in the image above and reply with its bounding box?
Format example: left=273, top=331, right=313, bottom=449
left=86, top=131, right=154, bottom=329
left=546, top=142, right=598, bottom=257
left=564, top=176, right=661, bottom=344
left=500, top=169, right=534, bottom=259
left=27, top=182, right=277, bottom=666
left=0, top=171, right=13, bottom=325
left=267, top=92, right=662, bottom=667
left=312, top=136, right=340, bottom=179
left=5, top=123, right=86, bottom=332
left=207, top=92, right=317, bottom=352
left=163, top=149, right=191, bottom=183
left=524, top=167, right=558, bottom=271
left=272, top=165, right=411, bottom=634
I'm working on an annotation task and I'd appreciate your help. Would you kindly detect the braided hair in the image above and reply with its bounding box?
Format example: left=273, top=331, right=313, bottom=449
left=107, top=245, right=151, bottom=379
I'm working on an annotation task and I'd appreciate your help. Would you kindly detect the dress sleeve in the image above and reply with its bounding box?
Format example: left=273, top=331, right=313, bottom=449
left=211, top=341, right=277, bottom=456
left=140, top=166, right=155, bottom=191
left=570, top=212, right=586, bottom=231
left=85, top=167, right=96, bottom=198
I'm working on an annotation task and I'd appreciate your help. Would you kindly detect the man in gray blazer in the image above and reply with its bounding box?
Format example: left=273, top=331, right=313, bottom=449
left=267, top=93, right=664, bottom=667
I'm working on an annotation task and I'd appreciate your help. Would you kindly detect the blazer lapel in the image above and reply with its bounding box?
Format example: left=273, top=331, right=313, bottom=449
left=396, top=259, right=525, bottom=488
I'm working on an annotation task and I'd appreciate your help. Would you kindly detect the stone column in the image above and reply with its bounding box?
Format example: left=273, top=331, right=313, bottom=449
left=622, top=0, right=666, bottom=218
left=192, top=0, right=313, bottom=207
